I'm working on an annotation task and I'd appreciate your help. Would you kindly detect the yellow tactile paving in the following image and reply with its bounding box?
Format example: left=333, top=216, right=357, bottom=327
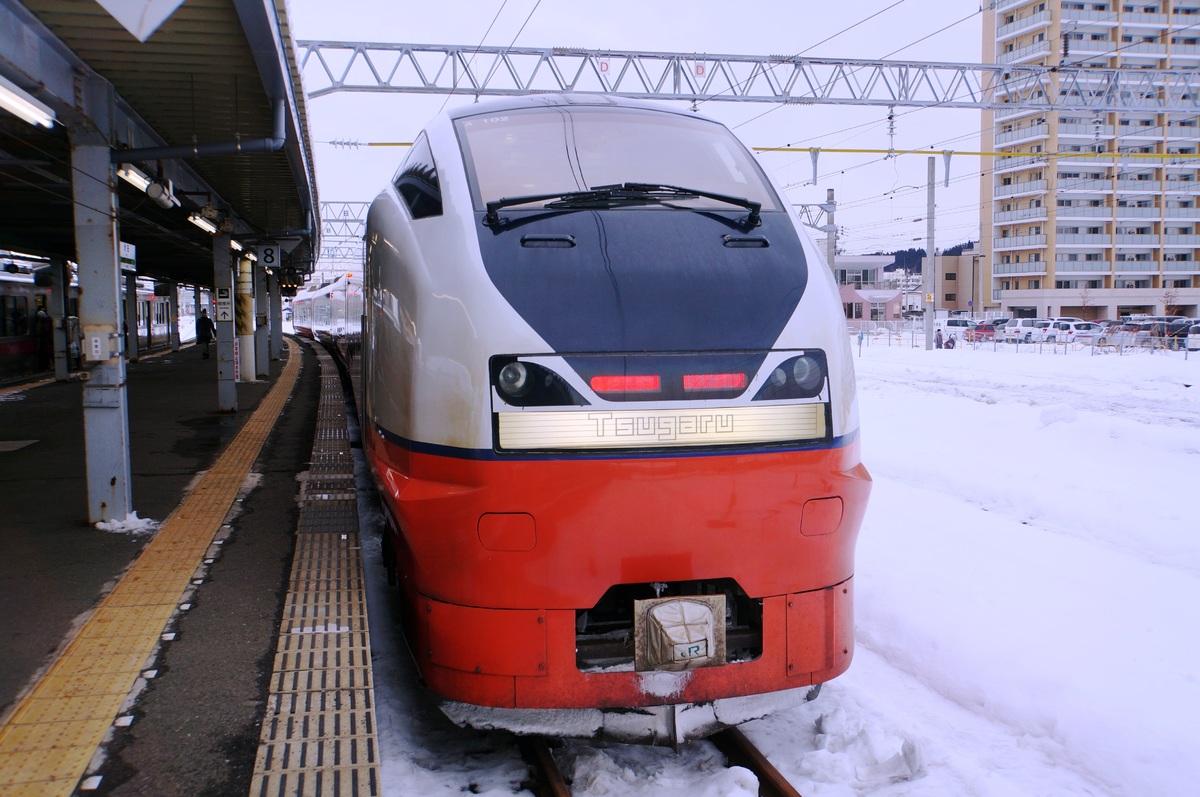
left=0, top=340, right=302, bottom=795
left=251, top=346, right=380, bottom=797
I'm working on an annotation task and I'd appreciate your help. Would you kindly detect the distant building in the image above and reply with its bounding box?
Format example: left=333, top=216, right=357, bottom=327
left=835, top=255, right=904, bottom=320
left=981, top=0, right=1200, bottom=320
left=924, top=251, right=990, bottom=318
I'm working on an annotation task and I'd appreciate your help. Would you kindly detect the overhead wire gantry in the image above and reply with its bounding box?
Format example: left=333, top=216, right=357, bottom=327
left=296, top=41, right=1200, bottom=112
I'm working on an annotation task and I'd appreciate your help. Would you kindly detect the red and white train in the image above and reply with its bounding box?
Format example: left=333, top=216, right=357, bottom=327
left=299, top=94, right=871, bottom=746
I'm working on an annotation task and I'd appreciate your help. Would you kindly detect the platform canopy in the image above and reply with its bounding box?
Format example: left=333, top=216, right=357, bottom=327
left=0, top=0, right=319, bottom=288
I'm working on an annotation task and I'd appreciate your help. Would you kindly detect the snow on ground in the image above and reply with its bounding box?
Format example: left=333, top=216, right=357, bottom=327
left=359, top=339, right=1200, bottom=796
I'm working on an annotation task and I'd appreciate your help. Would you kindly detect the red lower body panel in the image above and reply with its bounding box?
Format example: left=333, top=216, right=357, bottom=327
left=368, top=431, right=869, bottom=709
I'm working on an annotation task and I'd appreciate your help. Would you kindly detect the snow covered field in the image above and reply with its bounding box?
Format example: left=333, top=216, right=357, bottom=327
left=360, top=340, right=1200, bottom=796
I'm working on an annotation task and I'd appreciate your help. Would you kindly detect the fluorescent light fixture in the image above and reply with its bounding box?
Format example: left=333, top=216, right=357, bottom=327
left=117, top=163, right=151, bottom=191
left=146, top=179, right=180, bottom=209
left=245, top=251, right=258, bottom=262
left=230, top=240, right=243, bottom=251
left=188, top=212, right=219, bottom=234
left=0, top=73, right=55, bottom=128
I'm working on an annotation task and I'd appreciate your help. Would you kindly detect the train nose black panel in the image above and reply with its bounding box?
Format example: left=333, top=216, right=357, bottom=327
left=476, top=210, right=808, bottom=353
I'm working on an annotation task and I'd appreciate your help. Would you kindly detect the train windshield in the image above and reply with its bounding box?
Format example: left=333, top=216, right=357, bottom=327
left=455, top=106, right=782, bottom=213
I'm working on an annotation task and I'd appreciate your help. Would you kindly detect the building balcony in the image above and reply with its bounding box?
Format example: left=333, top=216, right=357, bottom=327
left=994, top=105, right=1044, bottom=122
left=1115, top=206, right=1161, bottom=218
left=993, top=262, right=1048, bottom=275
left=1118, top=42, right=1169, bottom=58
left=1056, top=155, right=1117, bottom=169
left=994, top=154, right=1048, bottom=174
left=1058, top=234, right=1112, bottom=246
left=1056, top=178, right=1113, bottom=193
left=996, top=10, right=1051, bottom=40
left=993, top=0, right=1031, bottom=14
left=1166, top=44, right=1200, bottom=59
left=1166, top=206, right=1200, bottom=219
left=1055, top=261, right=1112, bottom=273
left=1068, top=38, right=1121, bottom=55
left=1165, top=124, right=1200, bottom=139
left=1116, top=125, right=1169, bottom=139
left=1058, top=205, right=1116, bottom=219
left=995, top=179, right=1049, bottom=198
left=994, top=207, right=1049, bottom=224
left=1115, top=179, right=1163, bottom=192
left=994, top=234, right=1048, bottom=249
left=1120, top=12, right=1170, bottom=27
left=1113, top=260, right=1159, bottom=272
left=1063, top=8, right=1120, bottom=26
left=1165, top=234, right=1200, bottom=245
left=1058, top=123, right=1115, bottom=138
left=995, top=124, right=1050, bottom=146
left=997, top=41, right=1052, bottom=65
left=1115, top=234, right=1160, bottom=245
left=1163, top=259, right=1200, bottom=272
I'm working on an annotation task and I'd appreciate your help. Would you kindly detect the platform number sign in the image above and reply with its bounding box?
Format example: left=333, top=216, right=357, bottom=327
left=256, top=242, right=279, bottom=269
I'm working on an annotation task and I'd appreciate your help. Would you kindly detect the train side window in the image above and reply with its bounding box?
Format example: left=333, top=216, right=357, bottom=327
left=2, top=295, right=30, bottom=337
left=393, top=134, right=442, bottom=219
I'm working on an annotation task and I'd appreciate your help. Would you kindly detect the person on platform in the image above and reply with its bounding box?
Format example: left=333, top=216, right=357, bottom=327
left=196, top=308, right=216, bottom=359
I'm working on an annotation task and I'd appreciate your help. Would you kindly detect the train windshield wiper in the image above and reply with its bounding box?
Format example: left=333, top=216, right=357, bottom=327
left=483, top=182, right=761, bottom=227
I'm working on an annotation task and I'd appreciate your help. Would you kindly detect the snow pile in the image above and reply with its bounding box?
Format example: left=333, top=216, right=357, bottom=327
left=94, top=512, right=160, bottom=536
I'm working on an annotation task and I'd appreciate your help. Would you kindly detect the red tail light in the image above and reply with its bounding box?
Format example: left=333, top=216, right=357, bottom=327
left=683, top=373, right=747, bottom=391
left=590, top=375, right=661, bottom=393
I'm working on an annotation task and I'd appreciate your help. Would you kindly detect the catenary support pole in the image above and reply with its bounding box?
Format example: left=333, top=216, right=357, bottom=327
left=268, top=271, right=283, bottom=360
left=236, top=256, right=256, bottom=381
left=48, top=262, right=68, bottom=381
left=924, top=156, right=935, bottom=351
left=123, top=272, right=138, bottom=362
left=253, top=260, right=269, bottom=378
left=214, top=235, right=237, bottom=411
left=168, top=282, right=180, bottom=352
left=72, top=140, right=132, bottom=523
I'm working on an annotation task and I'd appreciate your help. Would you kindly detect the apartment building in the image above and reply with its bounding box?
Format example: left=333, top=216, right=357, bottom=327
left=981, top=0, right=1200, bottom=320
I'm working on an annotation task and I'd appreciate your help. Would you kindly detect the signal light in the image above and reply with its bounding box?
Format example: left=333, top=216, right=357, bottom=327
left=683, top=373, right=746, bottom=391
left=590, top=375, right=661, bottom=393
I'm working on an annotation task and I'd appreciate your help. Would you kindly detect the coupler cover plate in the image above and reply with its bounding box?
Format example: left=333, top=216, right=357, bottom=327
left=633, top=595, right=726, bottom=672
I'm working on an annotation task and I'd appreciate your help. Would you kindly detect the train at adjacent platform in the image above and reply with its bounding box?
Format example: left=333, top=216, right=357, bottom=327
left=0, top=269, right=174, bottom=382
left=295, top=94, right=871, bottom=746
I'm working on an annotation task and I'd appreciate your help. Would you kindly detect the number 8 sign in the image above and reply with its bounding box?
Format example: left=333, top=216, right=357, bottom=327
left=256, top=242, right=279, bottom=268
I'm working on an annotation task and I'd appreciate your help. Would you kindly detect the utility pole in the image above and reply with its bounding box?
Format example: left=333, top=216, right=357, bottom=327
left=924, top=156, right=935, bottom=351
left=825, top=188, right=837, bottom=274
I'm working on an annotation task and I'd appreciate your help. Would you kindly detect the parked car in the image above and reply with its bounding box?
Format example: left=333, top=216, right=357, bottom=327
left=963, top=322, right=998, bottom=342
left=1166, top=319, right=1195, bottom=346
left=1187, top=324, right=1200, bottom=352
left=935, top=317, right=975, bottom=335
left=988, top=317, right=1011, bottom=330
left=1004, top=318, right=1048, bottom=343
left=1041, top=320, right=1104, bottom=344
left=1029, top=317, right=1087, bottom=342
left=1104, top=322, right=1154, bottom=347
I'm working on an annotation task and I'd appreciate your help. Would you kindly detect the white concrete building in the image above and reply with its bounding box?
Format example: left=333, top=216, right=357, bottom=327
left=981, top=0, right=1200, bottom=320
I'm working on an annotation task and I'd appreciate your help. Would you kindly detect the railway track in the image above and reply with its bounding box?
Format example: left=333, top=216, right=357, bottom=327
left=519, top=728, right=803, bottom=797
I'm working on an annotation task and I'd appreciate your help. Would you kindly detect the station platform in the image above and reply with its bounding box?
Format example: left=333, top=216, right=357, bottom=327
left=0, top=340, right=380, bottom=795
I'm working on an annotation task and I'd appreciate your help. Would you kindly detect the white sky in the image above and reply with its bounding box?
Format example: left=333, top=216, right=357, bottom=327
left=286, top=0, right=991, bottom=256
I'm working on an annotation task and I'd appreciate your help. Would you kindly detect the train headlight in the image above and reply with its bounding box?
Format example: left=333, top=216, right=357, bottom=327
left=753, top=351, right=827, bottom=401
left=498, top=362, right=531, bottom=397
left=491, top=357, right=588, bottom=408
left=792, top=355, right=824, bottom=393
